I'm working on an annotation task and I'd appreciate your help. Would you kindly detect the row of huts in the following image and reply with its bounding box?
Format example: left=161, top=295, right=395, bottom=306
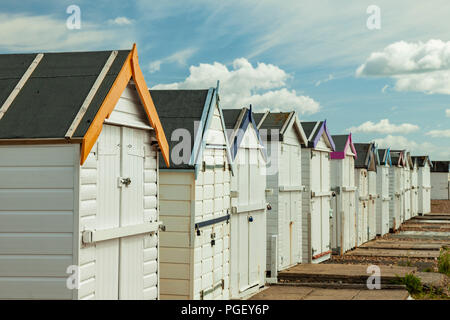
left=0, top=46, right=443, bottom=300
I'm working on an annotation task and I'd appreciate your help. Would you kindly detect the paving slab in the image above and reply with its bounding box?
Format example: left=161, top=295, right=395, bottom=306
left=359, top=241, right=444, bottom=250
left=248, top=286, right=314, bottom=300
left=353, top=289, right=410, bottom=300
left=302, top=288, right=358, bottom=300
left=390, top=231, right=450, bottom=241
left=346, top=248, right=439, bottom=258
left=278, top=263, right=416, bottom=284
left=249, top=286, right=409, bottom=300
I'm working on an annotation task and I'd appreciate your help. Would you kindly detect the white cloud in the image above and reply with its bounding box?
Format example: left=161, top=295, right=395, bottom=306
left=426, top=129, right=450, bottom=138
left=446, top=109, right=450, bottom=117
left=152, top=58, right=320, bottom=114
left=315, top=74, right=334, bottom=87
left=374, top=135, right=437, bottom=154
left=0, top=13, right=134, bottom=52
left=149, top=48, right=197, bottom=73
left=109, top=17, right=133, bottom=25
left=347, top=119, right=419, bottom=134
left=357, top=39, right=450, bottom=94
left=374, top=135, right=450, bottom=159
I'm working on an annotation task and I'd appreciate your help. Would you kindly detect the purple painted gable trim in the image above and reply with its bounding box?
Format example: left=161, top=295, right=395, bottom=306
left=330, top=133, right=357, bottom=160
left=312, top=120, right=336, bottom=151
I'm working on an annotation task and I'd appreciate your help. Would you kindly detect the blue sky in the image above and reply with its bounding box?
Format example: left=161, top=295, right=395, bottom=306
left=1, top=1, right=449, bottom=159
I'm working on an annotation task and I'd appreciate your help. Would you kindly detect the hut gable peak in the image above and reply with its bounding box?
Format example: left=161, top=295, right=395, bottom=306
left=0, top=44, right=169, bottom=166
left=330, top=133, right=357, bottom=160
left=301, top=120, right=335, bottom=151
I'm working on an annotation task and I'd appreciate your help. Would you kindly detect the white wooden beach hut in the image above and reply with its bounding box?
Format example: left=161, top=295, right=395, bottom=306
left=430, top=161, right=450, bottom=200
left=368, top=145, right=379, bottom=240
left=150, top=84, right=234, bottom=300
left=389, top=150, right=406, bottom=231
left=0, top=45, right=170, bottom=299
left=222, top=107, right=266, bottom=298
left=410, top=155, right=419, bottom=218
left=353, top=143, right=377, bottom=245
left=403, top=152, right=412, bottom=221
left=254, top=111, right=307, bottom=274
left=411, top=156, right=432, bottom=215
left=300, top=121, right=335, bottom=263
left=330, top=134, right=357, bottom=255
left=376, top=148, right=391, bottom=236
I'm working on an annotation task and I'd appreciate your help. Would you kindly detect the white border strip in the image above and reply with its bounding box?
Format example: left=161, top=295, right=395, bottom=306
left=0, top=53, right=44, bottom=121
left=65, top=50, right=118, bottom=138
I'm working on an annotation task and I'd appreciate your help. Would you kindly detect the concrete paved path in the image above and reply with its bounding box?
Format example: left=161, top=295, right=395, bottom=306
left=249, top=285, right=410, bottom=300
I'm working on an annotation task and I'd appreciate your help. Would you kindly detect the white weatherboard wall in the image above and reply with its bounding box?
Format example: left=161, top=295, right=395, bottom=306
left=230, top=124, right=266, bottom=298
left=389, top=166, right=404, bottom=231
left=376, top=165, right=390, bottom=236
left=403, top=166, right=411, bottom=221
left=355, top=169, right=369, bottom=245
left=330, top=149, right=356, bottom=255
left=418, top=163, right=431, bottom=214
left=431, top=172, right=450, bottom=200
left=0, top=145, right=78, bottom=299
left=302, top=136, right=332, bottom=264
left=159, top=104, right=231, bottom=300
left=367, top=171, right=377, bottom=240
left=265, top=126, right=302, bottom=272
left=0, top=84, right=161, bottom=300
left=410, top=165, right=419, bottom=218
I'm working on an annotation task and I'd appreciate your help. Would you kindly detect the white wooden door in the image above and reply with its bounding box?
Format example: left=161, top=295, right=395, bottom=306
left=95, top=125, right=150, bottom=300
left=381, top=168, right=390, bottom=235
left=232, top=145, right=265, bottom=296
left=96, top=125, right=121, bottom=299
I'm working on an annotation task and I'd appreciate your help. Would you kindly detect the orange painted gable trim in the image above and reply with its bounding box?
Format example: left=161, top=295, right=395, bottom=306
left=80, top=44, right=170, bottom=167
left=130, top=44, right=169, bottom=167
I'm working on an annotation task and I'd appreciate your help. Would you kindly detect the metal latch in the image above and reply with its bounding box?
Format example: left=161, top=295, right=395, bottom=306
left=118, top=177, right=131, bottom=187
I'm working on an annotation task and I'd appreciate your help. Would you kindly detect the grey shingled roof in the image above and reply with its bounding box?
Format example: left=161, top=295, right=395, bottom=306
left=411, top=156, right=431, bottom=167
left=390, top=150, right=403, bottom=166
left=301, top=121, right=319, bottom=140
left=0, top=50, right=130, bottom=139
left=354, top=143, right=371, bottom=168
left=331, top=134, right=349, bottom=152
left=253, top=112, right=265, bottom=126
left=150, top=89, right=210, bottom=169
left=257, top=112, right=292, bottom=141
left=222, top=109, right=242, bottom=131
left=378, top=149, right=388, bottom=165
left=431, top=161, right=449, bottom=172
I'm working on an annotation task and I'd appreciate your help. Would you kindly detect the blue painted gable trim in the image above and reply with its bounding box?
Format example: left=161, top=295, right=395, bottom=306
left=230, top=106, right=267, bottom=161
left=193, top=82, right=235, bottom=178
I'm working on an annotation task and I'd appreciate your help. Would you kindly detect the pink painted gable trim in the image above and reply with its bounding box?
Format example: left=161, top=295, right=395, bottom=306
left=330, top=133, right=358, bottom=160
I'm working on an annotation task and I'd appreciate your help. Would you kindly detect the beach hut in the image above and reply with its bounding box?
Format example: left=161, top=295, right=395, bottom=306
left=389, top=150, right=406, bottom=231
left=0, top=45, right=170, bottom=299
left=376, top=148, right=391, bottom=236
left=430, top=161, right=450, bottom=200
left=410, top=155, right=419, bottom=218
left=222, top=107, right=266, bottom=298
left=368, top=144, right=379, bottom=240
left=300, top=121, right=335, bottom=263
left=411, top=156, right=432, bottom=215
left=403, top=152, right=412, bottom=221
left=254, top=111, right=307, bottom=275
left=330, top=134, right=357, bottom=255
left=150, top=84, right=234, bottom=300
left=353, top=143, right=377, bottom=245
